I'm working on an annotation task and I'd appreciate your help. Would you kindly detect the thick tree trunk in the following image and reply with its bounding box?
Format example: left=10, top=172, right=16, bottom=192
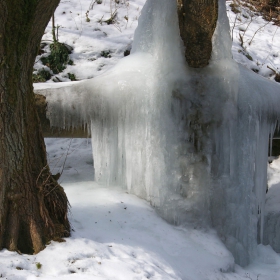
left=0, top=0, right=70, bottom=254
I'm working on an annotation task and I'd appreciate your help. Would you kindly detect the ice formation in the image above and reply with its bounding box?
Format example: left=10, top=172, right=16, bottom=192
left=36, top=0, right=280, bottom=266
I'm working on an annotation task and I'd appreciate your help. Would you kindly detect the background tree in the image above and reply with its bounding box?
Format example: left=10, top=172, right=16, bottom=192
left=0, top=0, right=70, bottom=254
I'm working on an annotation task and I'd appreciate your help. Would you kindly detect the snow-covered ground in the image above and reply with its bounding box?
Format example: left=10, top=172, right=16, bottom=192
left=34, top=0, right=280, bottom=83
left=1, top=0, right=280, bottom=279
left=227, top=0, right=280, bottom=81
left=1, top=138, right=280, bottom=280
left=34, top=0, right=146, bottom=82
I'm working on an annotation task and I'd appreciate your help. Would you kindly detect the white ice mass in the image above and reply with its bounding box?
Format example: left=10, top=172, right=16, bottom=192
left=35, top=0, right=280, bottom=266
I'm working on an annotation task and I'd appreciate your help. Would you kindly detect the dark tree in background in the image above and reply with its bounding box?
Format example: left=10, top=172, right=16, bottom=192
left=0, top=0, right=69, bottom=254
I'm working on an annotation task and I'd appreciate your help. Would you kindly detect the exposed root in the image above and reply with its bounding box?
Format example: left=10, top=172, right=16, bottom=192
left=37, top=169, right=70, bottom=244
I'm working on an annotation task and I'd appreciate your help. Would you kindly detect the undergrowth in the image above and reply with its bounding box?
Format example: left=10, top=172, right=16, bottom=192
left=33, top=68, right=52, bottom=83
left=41, top=42, right=72, bottom=74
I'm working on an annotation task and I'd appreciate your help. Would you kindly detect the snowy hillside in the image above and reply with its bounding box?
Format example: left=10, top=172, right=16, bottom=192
left=1, top=0, right=280, bottom=279
left=33, top=0, right=146, bottom=82
left=33, top=0, right=280, bottom=83
left=227, top=0, right=280, bottom=82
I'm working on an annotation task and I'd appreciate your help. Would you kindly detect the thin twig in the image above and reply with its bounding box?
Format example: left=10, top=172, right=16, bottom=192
left=59, top=139, right=73, bottom=178
left=248, top=21, right=270, bottom=45
left=36, top=165, right=49, bottom=186
left=231, top=13, right=238, bottom=40
left=267, top=65, right=278, bottom=74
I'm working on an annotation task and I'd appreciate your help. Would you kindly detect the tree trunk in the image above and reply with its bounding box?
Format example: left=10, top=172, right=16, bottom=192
left=0, top=0, right=70, bottom=254
left=177, top=0, right=218, bottom=68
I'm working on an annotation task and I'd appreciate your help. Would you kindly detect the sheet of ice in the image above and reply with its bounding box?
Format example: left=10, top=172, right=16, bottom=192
left=85, top=0, right=280, bottom=266
left=34, top=0, right=280, bottom=267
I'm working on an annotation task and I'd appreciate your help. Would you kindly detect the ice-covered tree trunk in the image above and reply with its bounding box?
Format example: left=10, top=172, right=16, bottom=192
left=0, top=0, right=70, bottom=254
left=35, top=93, right=89, bottom=138
left=35, top=0, right=280, bottom=266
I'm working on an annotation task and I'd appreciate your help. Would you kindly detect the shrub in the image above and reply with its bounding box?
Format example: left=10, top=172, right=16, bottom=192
left=100, top=50, right=111, bottom=58
left=33, top=68, right=52, bottom=83
left=36, top=262, right=42, bottom=269
left=67, top=73, right=76, bottom=81
left=41, top=42, right=72, bottom=74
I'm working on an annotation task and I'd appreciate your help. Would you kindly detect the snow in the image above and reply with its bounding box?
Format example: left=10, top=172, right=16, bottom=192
left=2, top=139, right=280, bottom=279
left=33, top=0, right=280, bottom=83
left=34, top=0, right=146, bottom=82
left=226, top=0, right=280, bottom=81
left=3, top=0, right=280, bottom=278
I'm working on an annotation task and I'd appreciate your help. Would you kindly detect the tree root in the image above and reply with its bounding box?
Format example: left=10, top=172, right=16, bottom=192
left=38, top=171, right=70, bottom=242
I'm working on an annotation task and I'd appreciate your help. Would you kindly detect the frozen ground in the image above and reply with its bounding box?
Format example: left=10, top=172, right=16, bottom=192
left=0, top=138, right=280, bottom=280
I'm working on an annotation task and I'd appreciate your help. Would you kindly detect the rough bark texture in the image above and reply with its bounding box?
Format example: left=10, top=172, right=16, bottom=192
left=177, top=0, right=219, bottom=68
left=0, top=0, right=70, bottom=254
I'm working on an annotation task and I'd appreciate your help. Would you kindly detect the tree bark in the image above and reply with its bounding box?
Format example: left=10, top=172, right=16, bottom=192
left=177, top=0, right=218, bottom=68
left=0, top=0, right=70, bottom=254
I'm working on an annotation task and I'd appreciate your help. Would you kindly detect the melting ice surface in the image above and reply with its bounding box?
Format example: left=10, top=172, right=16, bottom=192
left=39, top=0, right=280, bottom=266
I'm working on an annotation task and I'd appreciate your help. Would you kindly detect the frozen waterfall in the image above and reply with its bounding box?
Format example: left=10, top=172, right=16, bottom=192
left=36, top=0, right=280, bottom=267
